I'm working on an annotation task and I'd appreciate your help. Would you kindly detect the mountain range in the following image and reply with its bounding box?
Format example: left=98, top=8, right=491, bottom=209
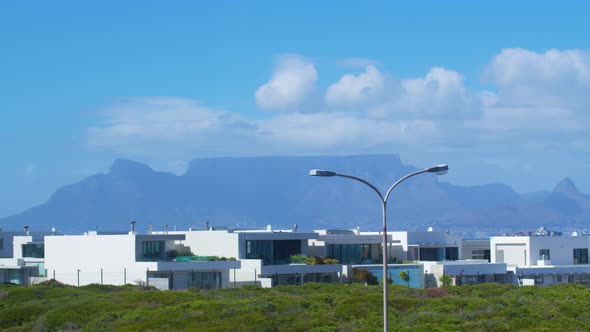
left=1, top=154, right=589, bottom=234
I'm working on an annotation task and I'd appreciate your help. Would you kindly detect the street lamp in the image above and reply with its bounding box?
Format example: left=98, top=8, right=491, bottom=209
left=310, top=164, right=448, bottom=331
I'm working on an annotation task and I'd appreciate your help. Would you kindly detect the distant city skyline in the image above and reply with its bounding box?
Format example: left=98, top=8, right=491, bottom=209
left=2, top=1, right=590, bottom=217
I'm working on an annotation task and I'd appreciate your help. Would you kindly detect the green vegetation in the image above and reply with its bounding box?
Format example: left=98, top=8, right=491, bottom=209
left=166, top=249, right=195, bottom=261
left=399, top=271, right=410, bottom=287
left=174, top=255, right=237, bottom=262
left=439, top=274, right=453, bottom=288
left=2, top=282, right=590, bottom=331
left=289, top=254, right=340, bottom=265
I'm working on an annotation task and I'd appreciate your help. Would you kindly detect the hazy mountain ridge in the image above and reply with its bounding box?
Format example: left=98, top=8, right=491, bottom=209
left=1, top=155, right=589, bottom=233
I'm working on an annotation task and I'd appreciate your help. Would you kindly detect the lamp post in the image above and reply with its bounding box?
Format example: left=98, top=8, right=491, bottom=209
left=310, top=164, right=448, bottom=331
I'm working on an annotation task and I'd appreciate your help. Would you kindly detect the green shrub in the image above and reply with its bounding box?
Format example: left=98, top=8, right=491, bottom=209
left=399, top=271, right=410, bottom=287
left=351, top=268, right=378, bottom=285
left=290, top=254, right=307, bottom=264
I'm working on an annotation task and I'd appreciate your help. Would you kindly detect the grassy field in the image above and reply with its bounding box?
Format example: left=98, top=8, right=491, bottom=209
left=1, top=281, right=590, bottom=331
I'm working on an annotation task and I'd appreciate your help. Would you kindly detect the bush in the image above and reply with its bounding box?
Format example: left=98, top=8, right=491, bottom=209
left=290, top=254, right=307, bottom=264
left=167, top=249, right=195, bottom=261
left=37, top=279, right=70, bottom=288
left=439, top=274, right=453, bottom=288
left=351, top=268, right=378, bottom=285
left=399, top=271, right=410, bottom=287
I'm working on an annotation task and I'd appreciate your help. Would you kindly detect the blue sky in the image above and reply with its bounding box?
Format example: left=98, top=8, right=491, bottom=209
left=2, top=1, right=590, bottom=217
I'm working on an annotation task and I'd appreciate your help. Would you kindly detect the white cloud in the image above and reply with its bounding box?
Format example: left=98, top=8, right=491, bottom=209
left=483, top=48, right=590, bottom=108
left=258, top=112, right=436, bottom=151
left=397, top=67, right=482, bottom=118
left=85, top=48, right=590, bottom=183
left=86, top=97, right=257, bottom=157
left=325, top=65, right=387, bottom=108
left=255, top=55, right=318, bottom=112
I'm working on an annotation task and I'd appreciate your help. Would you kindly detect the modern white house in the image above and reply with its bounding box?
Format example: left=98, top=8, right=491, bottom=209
left=0, top=227, right=56, bottom=285
left=391, top=229, right=462, bottom=262
left=309, top=228, right=401, bottom=264
left=172, top=226, right=342, bottom=287
left=423, top=260, right=512, bottom=287
left=44, top=229, right=240, bottom=290
left=491, top=234, right=589, bottom=267
left=490, top=234, right=590, bottom=286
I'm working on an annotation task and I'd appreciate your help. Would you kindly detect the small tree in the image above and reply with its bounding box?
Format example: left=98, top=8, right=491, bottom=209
left=399, top=271, right=410, bottom=287
left=351, top=268, right=378, bottom=285
left=439, top=274, right=453, bottom=288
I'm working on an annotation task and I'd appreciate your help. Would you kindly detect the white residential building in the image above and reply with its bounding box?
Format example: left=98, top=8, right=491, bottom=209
left=44, top=230, right=240, bottom=290
left=0, top=228, right=56, bottom=285
left=423, top=260, right=512, bottom=287
left=391, top=229, right=462, bottom=262
left=309, top=229, right=401, bottom=264
left=490, top=234, right=590, bottom=286
left=173, top=226, right=342, bottom=287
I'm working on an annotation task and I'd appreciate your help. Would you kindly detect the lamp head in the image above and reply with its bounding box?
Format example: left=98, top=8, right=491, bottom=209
left=427, top=164, right=449, bottom=175
left=309, top=169, right=336, bottom=177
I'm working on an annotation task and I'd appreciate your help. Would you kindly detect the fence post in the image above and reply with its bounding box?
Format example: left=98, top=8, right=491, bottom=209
left=53, top=270, right=55, bottom=280
left=124, top=268, right=127, bottom=285
left=233, top=269, right=236, bottom=288
left=101, top=268, right=103, bottom=285
left=77, top=269, right=80, bottom=287
left=146, top=268, right=149, bottom=288
left=254, top=269, right=257, bottom=286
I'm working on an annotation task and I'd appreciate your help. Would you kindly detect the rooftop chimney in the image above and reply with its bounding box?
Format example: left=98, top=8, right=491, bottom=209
left=24, top=225, right=29, bottom=235
left=130, top=220, right=136, bottom=234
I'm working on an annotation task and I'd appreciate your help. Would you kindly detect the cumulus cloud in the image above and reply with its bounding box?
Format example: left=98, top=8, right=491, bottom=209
left=483, top=48, right=590, bottom=108
left=85, top=48, right=590, bottom=182
left=255, top=55, right=318, bottom=112
left=325, top=65, right=388, bottom=108
left=397, top=67, right=479, bottom=118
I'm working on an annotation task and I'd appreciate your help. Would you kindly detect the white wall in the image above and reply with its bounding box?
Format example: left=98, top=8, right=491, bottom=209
left=45, top=233, right=154, bottom=286
left=178, top=230, right=240, bottom=258
left=492, top=236, right=590, bottom=267
left=529, top=236, right=589, bottom=266
left=12, top=236, right=34, bottom=259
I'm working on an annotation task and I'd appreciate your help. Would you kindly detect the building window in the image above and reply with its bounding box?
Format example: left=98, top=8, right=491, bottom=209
left=246, top=240, right=272, bottom=265
left=471, top=249, right=491, bottom=261
left=573, top=248, right=589, bottom=264
left=245, top=240, right=301, bottom=265
left=539, top=249, right=550, bottom=260
left=190, top=272, right=222, bottom=289
left=445, top=247, right=458, bottom=261
left=141, top=241, right=164, bottom=261
left=0, top=238, right=4, bottom=250
left=327, top=244, right=381, bottom=264
left=534, top=275, right=544, bottom=285
left=22, top=244, right=44, bottom=258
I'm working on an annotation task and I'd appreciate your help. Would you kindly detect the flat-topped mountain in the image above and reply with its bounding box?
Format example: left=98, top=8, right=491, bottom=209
left=1, top=155, right=589, bottom=233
